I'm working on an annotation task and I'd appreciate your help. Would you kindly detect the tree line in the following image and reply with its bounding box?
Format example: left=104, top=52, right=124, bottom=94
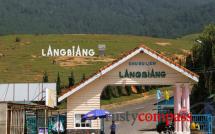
left=0, top=0, right=215, bottom=38
left=42, top=71, right=150, bottom=99
left=186, top=24, right=215, bottom=114
left=42, top=71, right=85, bottom=95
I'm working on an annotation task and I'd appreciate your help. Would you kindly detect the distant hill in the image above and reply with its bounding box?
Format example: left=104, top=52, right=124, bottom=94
left=0, top=0, right=215, bottom=38
left=0, top=34, right=196, bottom=84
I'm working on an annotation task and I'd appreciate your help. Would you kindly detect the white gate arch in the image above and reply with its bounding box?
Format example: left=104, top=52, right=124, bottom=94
left=58, top=45, right=199, bottom=134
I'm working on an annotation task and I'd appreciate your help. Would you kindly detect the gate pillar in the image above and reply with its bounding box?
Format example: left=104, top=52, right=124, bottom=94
left=183, top=83, right=191, bottom=133
left=175, top=83, right=191, bottom=134
left=174, top=83, right=182, bottom=133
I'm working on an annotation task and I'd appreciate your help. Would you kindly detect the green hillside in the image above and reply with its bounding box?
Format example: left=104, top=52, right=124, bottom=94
left=0, top=0, right=215, bottom=38
left=0, top=34, right=196, bottom=86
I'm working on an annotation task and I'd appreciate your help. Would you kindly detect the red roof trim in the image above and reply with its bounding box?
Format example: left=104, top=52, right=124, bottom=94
left=60, top=44, right=199, bottom=97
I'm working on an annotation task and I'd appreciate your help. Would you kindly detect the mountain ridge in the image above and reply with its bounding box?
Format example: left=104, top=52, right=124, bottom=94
left=0, top=0, right=215, bottom=38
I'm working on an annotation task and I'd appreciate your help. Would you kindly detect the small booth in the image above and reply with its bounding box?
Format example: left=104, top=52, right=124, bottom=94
left=0, top=83, right=60, bottom=134
left=0, top=102, right=54, bottom=134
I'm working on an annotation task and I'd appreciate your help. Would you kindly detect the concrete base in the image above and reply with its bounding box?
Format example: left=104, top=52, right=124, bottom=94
left=67, top=129, right=100, bottom=134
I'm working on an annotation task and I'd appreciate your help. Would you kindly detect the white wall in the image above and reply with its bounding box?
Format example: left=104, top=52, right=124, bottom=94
left=66, top=53, right=195, bottom=129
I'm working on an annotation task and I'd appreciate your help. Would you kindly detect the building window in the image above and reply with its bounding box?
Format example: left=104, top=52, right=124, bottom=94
left=75, top=114, right=91, bottom=128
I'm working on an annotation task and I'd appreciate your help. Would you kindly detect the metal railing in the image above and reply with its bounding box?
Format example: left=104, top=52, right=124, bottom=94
left=192, top=114, right=212, bottom=134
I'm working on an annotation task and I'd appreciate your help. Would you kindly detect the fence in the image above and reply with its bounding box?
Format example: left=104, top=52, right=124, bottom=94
left=213, top=116, right=215, bottom=134
left=192, top=114, right=212, bottom=134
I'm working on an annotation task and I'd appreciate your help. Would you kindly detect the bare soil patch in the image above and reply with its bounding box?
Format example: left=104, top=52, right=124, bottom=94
left=155, top=42, right=171, bottom=46
left=55, top=56, right=115, bottom=67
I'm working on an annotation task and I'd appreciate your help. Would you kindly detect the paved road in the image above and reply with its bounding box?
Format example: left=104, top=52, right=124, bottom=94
left=104, top=96, right=159, bottom=134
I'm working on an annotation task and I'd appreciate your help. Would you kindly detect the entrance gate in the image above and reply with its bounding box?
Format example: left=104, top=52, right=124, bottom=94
left=58, top=45, right=199, bottom=134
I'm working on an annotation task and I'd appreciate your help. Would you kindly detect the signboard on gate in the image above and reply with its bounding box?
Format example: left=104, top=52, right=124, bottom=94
left=119, top=61, right=166, bottom=78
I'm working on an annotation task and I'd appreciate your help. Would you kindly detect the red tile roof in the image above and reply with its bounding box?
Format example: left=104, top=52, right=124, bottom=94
left=59, top=44, right=199, bottom=99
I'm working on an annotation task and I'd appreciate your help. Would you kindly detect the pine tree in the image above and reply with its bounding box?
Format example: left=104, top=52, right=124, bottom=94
left=125, top=86, right=132, bottom=96
left=56, top=72, right=61, bottom=95
left=121, top=86, right=128, bottom=96
left=82, top=73, right=86, bottom=81
left=117, top=86, right=123, bottom=96
left=185, top=54, right=193, bottom=69
left=102, top=86, right=112, bottom=99
left=43, top=71, right=48, bottom=83
left=188, top=24, right=215, bottom=113
left=68, top=71, right=75, bottom=87
left=136, top=85, right=143, bottom=94
left=15, top=37, right=21, bottom=42
left=100, top=89, right=107, bottom=100
left=111, top=86, right=119, bottom=98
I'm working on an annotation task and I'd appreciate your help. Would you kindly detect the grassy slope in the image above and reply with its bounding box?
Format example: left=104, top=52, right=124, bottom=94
left=0, top=34, right=197, bottom=85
